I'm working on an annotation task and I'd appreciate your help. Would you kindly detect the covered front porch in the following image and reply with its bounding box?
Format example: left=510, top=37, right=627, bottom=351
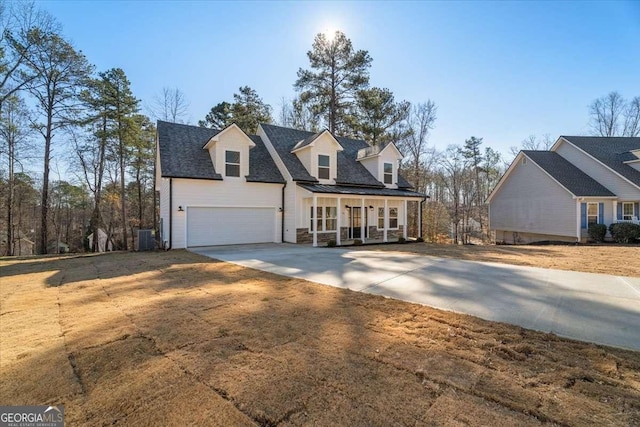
left=297, top=192, right=424, bottom=247
left=612, top=200, right=640, bottom=225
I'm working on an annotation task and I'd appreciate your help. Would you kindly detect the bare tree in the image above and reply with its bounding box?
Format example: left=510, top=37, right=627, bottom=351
left=398, top=102, right=437, bottom=186
left=148, top=87, right=189, bottom=123
left=508, top=133, right=554, bottom=161
left=589, top=92, right=640, bottom=137
left=0, top=94, right=33, bottom=255
left=22, top=30, right=93, bottom=253
left=623, top=97, right=640, bottom=137
left=0, top=1, right=57, bottom=110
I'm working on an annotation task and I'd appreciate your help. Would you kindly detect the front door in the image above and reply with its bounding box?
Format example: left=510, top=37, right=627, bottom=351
left=352, top=207, right=362, bottom=239
left=349, top=207, right=368, bottom=239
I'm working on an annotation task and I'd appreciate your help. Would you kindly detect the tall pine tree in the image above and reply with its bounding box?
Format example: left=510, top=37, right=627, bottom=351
left=295, top=31, right=372, bottom=135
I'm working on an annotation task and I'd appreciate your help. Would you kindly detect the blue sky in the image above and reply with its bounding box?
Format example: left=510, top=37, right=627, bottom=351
left=37, top=0, right=640, bottom=158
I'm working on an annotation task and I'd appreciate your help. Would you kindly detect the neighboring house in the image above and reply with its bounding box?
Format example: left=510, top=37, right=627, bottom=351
left=48, top=241, right=70, bottom=254
left=88, top=228, right=113, bottom=252
left=156, top=121, right=426, bottom=248
left=488, top=136, right=640, bottom=244
left=0, top=237, right=35, bottom=256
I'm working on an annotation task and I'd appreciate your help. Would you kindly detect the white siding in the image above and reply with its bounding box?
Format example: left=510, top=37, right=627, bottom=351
left=257, top=125, right=297, bottom=242
left=490, top=158, right=577, bottom=238
left=555, top=140, right=640, bottom=200
left=207, top=126, right=254, bottom=179
left=170, top=178, right=282, bottom=249
left=159, top=178, right=171, bottom=247
left=283, top=183, right=297, bottom=242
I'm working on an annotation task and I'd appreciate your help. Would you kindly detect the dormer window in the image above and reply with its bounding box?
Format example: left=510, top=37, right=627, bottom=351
left=318, top=155, right=330, bottom=180
left=384, top=163, right=393, bottom=184
left=225, top=150, right=240, bottom=177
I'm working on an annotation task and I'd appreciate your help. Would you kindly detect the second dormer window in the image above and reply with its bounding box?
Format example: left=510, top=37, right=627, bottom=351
left=384, top=163, right=393, bottom=184
left=318, top=155, right=330, bottom=180
left=225, top=150, right=240, bottom=177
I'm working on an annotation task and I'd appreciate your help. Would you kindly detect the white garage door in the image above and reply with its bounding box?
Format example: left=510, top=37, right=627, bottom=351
left=186, top=207, right=276, bottom=247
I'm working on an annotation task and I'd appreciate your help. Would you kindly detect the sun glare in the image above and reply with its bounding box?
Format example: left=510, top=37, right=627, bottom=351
left=323, top=27, right=338, bottom=42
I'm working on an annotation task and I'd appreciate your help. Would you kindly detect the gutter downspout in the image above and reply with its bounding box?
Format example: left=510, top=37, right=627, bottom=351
left=281, top=182, right=286, bottom=243
left=168, top=178, right=173, bottom=250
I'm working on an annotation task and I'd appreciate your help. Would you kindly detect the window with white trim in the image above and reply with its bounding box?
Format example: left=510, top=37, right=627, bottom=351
left=318, top=155, right=330, bottom=180
left=310, top=205, right=337, bottom=232
left=225, top=150, right=240, bottom=177
left=389, top=207, right=398, bottom=229
left=587, top=202, right=598, bottom=225
left=623, top=202, right=634, bottom=221
left=377, top=208, right=384, bottom=229
left=384, top=162, right=393, bottom=184
left=325, top=207, right=337, bottom=231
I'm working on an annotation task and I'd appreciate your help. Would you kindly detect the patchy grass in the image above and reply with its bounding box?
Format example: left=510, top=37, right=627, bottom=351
left=351, top=243, right=640, bottom=277
left=1, top=251, right=639, bottom=426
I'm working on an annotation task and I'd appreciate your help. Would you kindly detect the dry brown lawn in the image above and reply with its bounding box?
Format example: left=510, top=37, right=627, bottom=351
left=352, top=243, right=640, bottom=277
left=1, top=251, right=639, bottom=426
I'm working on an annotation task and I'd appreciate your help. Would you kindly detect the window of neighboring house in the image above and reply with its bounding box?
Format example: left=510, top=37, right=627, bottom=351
left=384, top=162, right=393, bottom=184
left=378, top=207, right=385, bottom=229
left=623, top=202, right=634, bottom=221
left=389, top=207, right=398, bottom=229
left=587, top=202, right=599, bottom=225
left=318, top=155, right=330, bottom=180
left=225, top=150, right=240, bottom=177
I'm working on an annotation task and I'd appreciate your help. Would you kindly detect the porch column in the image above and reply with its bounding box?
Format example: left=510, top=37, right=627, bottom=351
left=360, top=197, right=365, bottom=242
left=312, top=194, right=318, bottom=247
left=418, top=200, right=422, bottom=239
left=383, top=199, right=388, bottom=242
left=336, top=197, right=342, bottom=245
left=613, top=200, right=618, bottom=223
left=575, top=200, right=581, bottom=241
left=403, top=200, right=408, bottom=239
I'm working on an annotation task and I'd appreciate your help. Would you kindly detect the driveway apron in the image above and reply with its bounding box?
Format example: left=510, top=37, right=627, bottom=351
left=191, top=244, right=640, bottom=351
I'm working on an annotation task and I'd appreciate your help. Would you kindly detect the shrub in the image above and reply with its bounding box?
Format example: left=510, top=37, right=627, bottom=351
left=609, top=223, right=640, bottom=244
left=353, top=239, right=363, bottom=246
left=398, top=237, right=406, bottom=243
left=587, top=224, right=607, bottom=243
left=416, top=237, right=424, bottom=243
left=327, top=239, right=336, bottom=247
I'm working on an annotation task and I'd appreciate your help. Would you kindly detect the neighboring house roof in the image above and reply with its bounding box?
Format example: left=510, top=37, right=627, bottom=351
left=522, top=151, right=616, bottom=197
left=298, top=183, right=426, bottom=198
left=560, top=136, right=640, bottom=188
left=157, top=121, right=285, bottom=184
left=260, top=123, right=414, bottom=189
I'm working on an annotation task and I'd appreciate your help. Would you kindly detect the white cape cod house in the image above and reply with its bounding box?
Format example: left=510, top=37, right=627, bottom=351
left=488, top=136, right=640, bottom=244
left=156, top=121, right=426, bottom=248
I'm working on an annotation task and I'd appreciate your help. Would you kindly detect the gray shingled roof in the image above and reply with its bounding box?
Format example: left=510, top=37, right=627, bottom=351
left=292, top=130, right=325, bottom=151
left=522, top=151, right=616, bottom=197
left=260, top=123, right=414, bottom=189
left=298, top=183, right=426, bottom=198
left=157, top=121, right=285, bottom=184
left=158, top=121, right=222, bottom=180
left=561, top=136, right=640, bottom=188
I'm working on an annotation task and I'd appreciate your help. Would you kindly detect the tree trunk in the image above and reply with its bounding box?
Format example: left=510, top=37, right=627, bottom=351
left=40, top=111, right=53, bottom=255
left=7, top=131, right=14, bottom=256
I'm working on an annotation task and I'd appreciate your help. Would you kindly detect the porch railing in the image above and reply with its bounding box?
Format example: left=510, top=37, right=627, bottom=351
left=614, top=218, right=640, bottom=225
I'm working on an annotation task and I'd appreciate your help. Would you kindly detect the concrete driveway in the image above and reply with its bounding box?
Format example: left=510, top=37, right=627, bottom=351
left=190, top=244, right=640, bottom=351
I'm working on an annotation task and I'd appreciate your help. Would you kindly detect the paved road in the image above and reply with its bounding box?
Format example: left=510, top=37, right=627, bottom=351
left=191, top=244, right=640, bottom=351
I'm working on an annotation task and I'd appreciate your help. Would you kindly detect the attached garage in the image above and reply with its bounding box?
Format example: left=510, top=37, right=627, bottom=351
left=186, top=207, right=277, bottom=247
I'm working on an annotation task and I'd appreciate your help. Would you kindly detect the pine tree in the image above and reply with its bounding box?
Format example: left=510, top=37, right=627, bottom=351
left=295, top=31, right=372, bottom=134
